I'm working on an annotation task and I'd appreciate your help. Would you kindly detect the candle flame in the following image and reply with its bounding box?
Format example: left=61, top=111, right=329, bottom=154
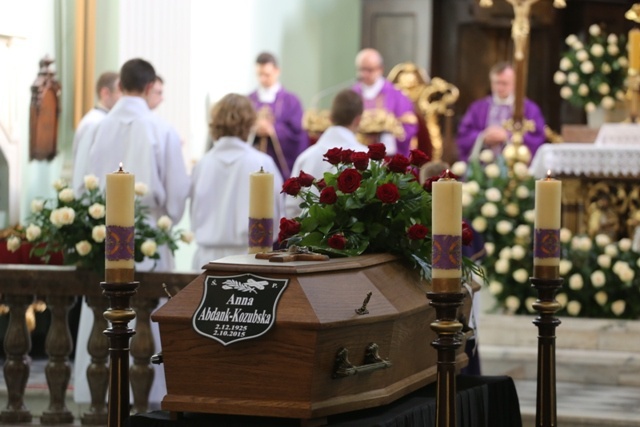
left=546, top=169, right=552, bottom=179
left=119, top=162, right=124, bottom=172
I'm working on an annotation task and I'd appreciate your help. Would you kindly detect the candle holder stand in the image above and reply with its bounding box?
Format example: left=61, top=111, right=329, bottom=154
left=426, top=290, right=464, bottom=427
left=626, top=70, right=640, bottom=123
left=101, top=280, right=139, bottom=427
left=530, top=276, right=563, bottom=427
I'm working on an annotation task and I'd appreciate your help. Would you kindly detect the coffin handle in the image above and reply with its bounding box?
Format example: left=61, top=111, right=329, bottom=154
left=332, top=343, right=392, bottom=378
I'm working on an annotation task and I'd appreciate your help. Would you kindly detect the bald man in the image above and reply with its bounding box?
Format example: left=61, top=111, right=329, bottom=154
left=352, top=48, right=417, bottom=156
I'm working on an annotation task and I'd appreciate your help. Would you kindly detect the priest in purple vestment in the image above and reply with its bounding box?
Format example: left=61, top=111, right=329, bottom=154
left=456, top=62, right=546, bottom=163
left=352, top=48, right=418, bottom=157
left=249, top=52, right=308, bottom=178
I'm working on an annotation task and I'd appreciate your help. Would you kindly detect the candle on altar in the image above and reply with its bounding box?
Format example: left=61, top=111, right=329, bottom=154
left=630, top=28, right=640, bottom=71
left=105, top=163, right=135, bottom=283
left=431, top=171, right=462, bottom=293
left=533, top=170, right=562, bottom=279
left=248, top=167, right=274, bottom=254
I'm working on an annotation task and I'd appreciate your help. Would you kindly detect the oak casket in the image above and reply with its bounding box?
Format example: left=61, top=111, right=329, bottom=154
left=152, top=253, right=474, bottom=420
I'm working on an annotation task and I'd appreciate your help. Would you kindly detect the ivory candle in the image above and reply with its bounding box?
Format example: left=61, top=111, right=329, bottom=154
left=431, top=172, right=462, bottom=292
left=248, top=168, right=274, bottom=254
left=534, top=171, right=562, bottom=279
left=630, top=28, right=640, bottom=71
left=105, top=163, right=135, bottom=283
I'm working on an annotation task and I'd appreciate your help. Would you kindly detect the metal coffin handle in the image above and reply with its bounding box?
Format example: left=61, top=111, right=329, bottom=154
left=332, top=343, right=392, bottom=378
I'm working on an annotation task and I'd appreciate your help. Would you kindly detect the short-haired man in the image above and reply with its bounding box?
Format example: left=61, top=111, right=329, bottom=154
left=146, top=75, right=164, bottom=110
left=249, top=52, right=308, bottom=178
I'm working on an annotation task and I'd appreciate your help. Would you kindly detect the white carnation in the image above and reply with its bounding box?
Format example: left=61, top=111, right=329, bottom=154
left=575, top=50, right=588, bottom=62
left=560, top=86, right=573, bottom=99
left=618, top=57, right=628, bottom=68
left=590, top=270, right=606, bottom=288
left=618, top=238, right=632, bottom=252
left=513, top=268, right=529, bottom=284
left=514, top=224, right=531, bottom=239
left=595, top=234, right=611, bottom=247
left=604, top=244, right=618, bottom=257
left=553, top=71, right=567, bottom=85
left=516, top=146, right=531, bottom=164
left=462, top=192, right=473, bottom=207
left=511, top=245, right=526, bottom=260
left=489, top=281, right=503, bottom=295
left=525, top=297, right=537, bottom=313
left=83, top=174, right=99, bottom=191
left=524, top=210, right=536, bottom=224
left=559, top=259, right=573, bottom=276
left=141, top=240, right=157, bottom=257
left=505, top=296, right=520, bottom=312
left=612, top=261, right=629, bottom=275
left=567, top=71, right=580, bottom=85
left=580, top=61, right=594, bottom=74
left=568, top=273, right=584, bottom=290
left=485, top=187, right=502, bottom=202
left=590, top=44, right=604, bottom=57
left=88, top=203, right=106, bottom=220
left=472, top=217, right=487, bottom=233
left=450, top=161, right=467, bottom=176
left=58, top=188, right=75, bottom=203
left=565, top=34, right=578, bottom=47
left=595, top=291, right=608, bottom=306
left=484, top=242, right=495, bottom=256
left=505, top=203, right=520, bottom=217
left=578, top=84, right=589, bottom=96
left=579, top=236, right=593, bottom=251
left=499, top=247, right=512, bottom=260
left=463, top=181, right=480, bottom=196
left=75, top=240, right=92, bottom=256
left=588, top=24, right=601, bottom=37
left=481, top=203, right=498, bottom=218
left=556, top=293, right=568, bottom=308
left=567, top=300, right=581, bottom=316
left=157, top=215, right=173, bottom=231
left=601, top=63, right=611, bottom=75
left=585, top=102, right=597, bottom=113
left=135, top=182, right=149, bottom=196
left=611, top=300, right=626, bottom=316
left=495, top=258, right=510, bottom=274
left=560, top=227, right=572, bottom=243
left=607, top=44, right=619, bottom=56
left=616, top=90, right=625, bottom=101
left=478, top=149, right=495, bottom=164
left=6, top=235, right=21, bottom=252
left=607, top=34, right=618, bottom=45
left=598, top=82, right=610, bottom=95
left=619, top=268, right=635, bottom=283
left=512, top=162, right=529, bottom=179
left=601, top=96, right=615, bottom=110
left=31, top=199, right=44, bottom=213
left=92, top=225, right=106, bottom=243
left=516, top=185, right=530, bottom=199
left=496, top=220, right=513, bottom=235
left=485, top=163, right=501, bottom=178
left=26, top=224, right=41, bottom=242
left=597, top=254, right=611, bottom=269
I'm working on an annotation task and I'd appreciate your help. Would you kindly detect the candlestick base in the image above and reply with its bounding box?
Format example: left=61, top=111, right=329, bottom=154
left=530, top=276, right=563, bottom=427
left=426, top=291, right=464, bottom=427
left=101, top=281, right=139, bottom=427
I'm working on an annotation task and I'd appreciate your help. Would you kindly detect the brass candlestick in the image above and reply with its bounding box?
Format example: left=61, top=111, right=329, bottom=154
left=427, top=289, right=464, bottom=427
left=101, top=281, right=139, bottom=427
left=530, top=276, right=563, bottom=427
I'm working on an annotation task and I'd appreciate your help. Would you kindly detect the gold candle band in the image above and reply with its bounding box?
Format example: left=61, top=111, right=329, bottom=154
left=534, top=265, right=559, bottom=280
left=106, top=268, right=135, bottom=283
left=431, top=278, right=461, bottom=293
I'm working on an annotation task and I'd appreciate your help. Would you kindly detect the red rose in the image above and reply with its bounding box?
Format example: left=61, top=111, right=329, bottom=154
left=316, top=178, right=327, bottom=190
left=368, top=143, right=386, bottom=160
left=341, top=149, right=355, bottom=164
left=407, top=224, right=429, bottom=240
left=462, top=221, right=473, bottom=246
left=386, top=154, right=411, bottom=173
left=351, top=152, right=369, bottom=171
left=278, top=218, right=301, bottom=243
left=319, top=186, right=337, bottom=204
left=422, top=176, right=439, bottom=193
left=281, top=177, right=301, bottom=196
left=409, top=169, right=420, bottom=182
left=324, top=148, right=343, bottom=165
left=409, top=149, right=430, bottom=167
left=376, top=183, right=400, bottom=204
left=298, top=170, right=314, bottom=187
left=337, top=168, right=362, bottom=194
left=328, top=233, right=347, bottom=250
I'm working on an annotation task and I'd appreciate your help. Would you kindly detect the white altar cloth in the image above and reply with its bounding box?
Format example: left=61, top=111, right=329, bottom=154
left=529, top=143, right=640, bottom=178
left=594, top=123, right=640, bottom=146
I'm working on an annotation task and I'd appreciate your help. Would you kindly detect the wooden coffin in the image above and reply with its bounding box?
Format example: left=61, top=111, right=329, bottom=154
left=152, top=253, right=474, bottom=420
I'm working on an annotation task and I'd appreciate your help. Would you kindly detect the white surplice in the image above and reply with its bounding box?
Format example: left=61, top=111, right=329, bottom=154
left=71, top=107, right=108, bottom=197
left=285, top=126, right=367, bottom=218
left=190, top=136, right=284, bottom=270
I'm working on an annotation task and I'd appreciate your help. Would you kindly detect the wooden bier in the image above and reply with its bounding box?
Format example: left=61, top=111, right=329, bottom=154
left=153, top=253, right=475, bottom=423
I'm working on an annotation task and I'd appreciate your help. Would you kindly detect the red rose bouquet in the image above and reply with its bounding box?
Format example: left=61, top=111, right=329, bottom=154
left=279, top=143, right=478, bottom=279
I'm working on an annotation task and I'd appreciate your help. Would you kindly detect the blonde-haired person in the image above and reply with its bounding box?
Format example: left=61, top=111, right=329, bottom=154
left=190, top=93, right=284, bottom=269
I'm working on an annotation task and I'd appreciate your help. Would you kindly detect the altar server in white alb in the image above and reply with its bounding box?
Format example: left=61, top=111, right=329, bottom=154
left=285, top=89, right=367, bottom=218
left=190, top=93, right=284, bottom=269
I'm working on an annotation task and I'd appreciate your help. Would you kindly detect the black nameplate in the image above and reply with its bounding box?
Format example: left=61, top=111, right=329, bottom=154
left=192, top=273, right=289, bottom=346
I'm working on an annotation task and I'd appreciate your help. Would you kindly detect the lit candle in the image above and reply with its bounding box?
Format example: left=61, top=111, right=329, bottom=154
left=105, top=163, right=135, bottom=283
left=534, top=171, right=562, bottom=279
left=248, top=168, right=274, bottom=254
left=630, top=28, right=640, bottom=71
left=431, top=171, right=462, bottom=293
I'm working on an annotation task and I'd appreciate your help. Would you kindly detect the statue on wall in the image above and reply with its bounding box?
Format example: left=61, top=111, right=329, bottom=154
left=29, top=56, right=61, bottom=161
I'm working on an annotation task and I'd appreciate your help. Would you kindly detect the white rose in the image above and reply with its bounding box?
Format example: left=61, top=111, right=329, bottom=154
left=590, top=270, right=606, bottom=288
left=75, top=240, right=92, bottom=256
left=616, top=90, right=625, bottom=101
left=619, top=268, right=635, bottom=283
left=462, top=192, right=473, bottom=207
left=6, top=235, right=21, bottom=252
left=83, top=174, right=99, bottom=191
left=601, top=63, right=611, bottom=75
left=567, top=71, right=580, bottom=85
left=575, top=50, right=588, bottom=62
left=589, top=24, right=601, bottom=36
left=31, top=199, right=44, bottom=213
left=560, top=86, right=573, bottom=99
left=485, top=187, right=502, bottom=202
left=572, top=41, right=584, bottom=50
left=450, top=161, right=467, bottom=176
left=597, top=82, right=610, bottom=95
left=26, top=224, right=41, bottom=242
left=560, top=227, right=572, bottom=243
left=92, top=225, right=107, bottom=243
left=88, top=203, right=106, bottom=220
left=472, top=217, right=487, bottom=232
left=157, top=215, right=173, bottom=231
left=481, top=203, right=498, bottom=218
left=141, top=239, right=157, bottom=257
left=478, top=149, right=495, bottom=164
left=612, top=261, right=628, bottom=275
left=463, top=181, right=480, bottom=196
left=597, top=254, right=611, bottom=269
left=524, top=210, right=536, bottom=224
left=565, top=34, right=578, bottom=47
left=601, top=96, right=615, bottom=110
left=570, top=236, right=581, bottom=251
left=512, top=162, right=529, bottom=179
left=511, top=245, right=526, bottom=260
left=135, top=182, right=149, bottom=196
left=553, top=71, right=566, bottom=85
left=595, top=291, right=608, bottom=306
left=611, top=300, right=626, bottom=316
left=595, top=234, right=611, bottom=247
left=516, top=185, right=529, bottom=199
left=495, top=258, right=510, bottom=274
left=559, top=58, right=572, bottom=72
left=567, top=301, right=581, bottom=316
left=512, top=268, right=529, bottom=284
left=578, top=236, right=592, bottom=252
left=505, top=203, right=520, bottom=217
left=525, top=297, right=537, bottom=313
left=590, top=44, right=604, bottom=58
left=585, top=102, right=596, bottom=113
left=556, top=293, right=568, bottom=308
left=559, top=259, right=573, bottom=276
left=484, top=242, right=495, bottom=256
left=505, top=296, right=520, bottom=312
left=485, top=163, right=500, bottom=178
left=604, top=244, right=618, bottom=258
left=52, top=179, right=66, bottom=191
left=580, top=61, right=594, bottom=74
left=607, top=44, right=619, bottom=56
left=180, top=231, right=194, bottom=244
left=578, top=84, right=589, bottom=96
left=489, top=281, right=503, bottom=295
left=496, top=220, right=513, bottom=235
left=499, top=247, right=512, bottom=260
left=618, top=238, right=632, bottom=252
left=58, top=188, right=75, bottom=203
left=50, top=207, right=75, bottom=228
left=619, top=57, right=629, bottom=68
left=568, top=273, right=584, bottom=290
left=515, top=224, right=530, bottom=239
left=607, top=34, right=618, bottom=45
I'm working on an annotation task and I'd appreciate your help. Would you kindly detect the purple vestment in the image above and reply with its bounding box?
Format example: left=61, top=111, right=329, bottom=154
left=249, top=87, right=308, bottom=178
left=352, top=80, right=418, bottom=156
left=456, top=96, right=546, bottom=163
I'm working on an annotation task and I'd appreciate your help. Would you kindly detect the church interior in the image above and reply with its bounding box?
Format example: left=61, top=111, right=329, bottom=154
left=2, top=0, right=640, bottom=426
